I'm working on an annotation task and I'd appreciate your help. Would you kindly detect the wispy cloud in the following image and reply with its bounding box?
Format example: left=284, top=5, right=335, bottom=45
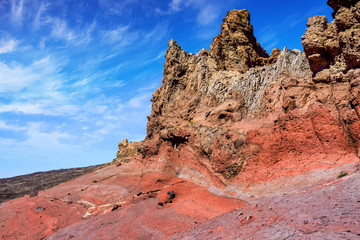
left=0, top=54, right=76, bottom=117
left=0, top=0, right=166, bottom=177
left=0, top=38, right=18, bottom=54
left=196, top=5, right=218, bottom=26
left=156, top=0, right=220, bottom=26
left=257, top=24, right=281, bottom=52
left=0, top=120, right=27, bottom=132
left=169, top=0, right=183, bottom=12
left=33, top=2, right=49, bottom=30
left=143, top=22, right=169, bottom=45
left=103, top=25, right=130, bottom=43
left=99, top=0, right=139, bottom=15
left=11, top=0, right=24, bottom=26
left=49, top=18, right=76, bottom=42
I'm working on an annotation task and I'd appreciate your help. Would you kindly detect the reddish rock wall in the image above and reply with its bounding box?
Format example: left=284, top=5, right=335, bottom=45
left=112, top=1, right=360, bottom=194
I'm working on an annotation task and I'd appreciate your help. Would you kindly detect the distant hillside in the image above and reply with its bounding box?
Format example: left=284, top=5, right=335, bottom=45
left=0, top=164, right=104, bottom=203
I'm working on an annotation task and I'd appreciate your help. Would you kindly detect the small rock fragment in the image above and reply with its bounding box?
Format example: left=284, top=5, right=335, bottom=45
left=29, top=191, right=38, bottom=198
left=167, top=190, right=176, bottom=199
left=234, top=139, right=245, bottom=149
left=36, top=206, right=45, bottom=211
left=111, top=204, right=121, bottom=211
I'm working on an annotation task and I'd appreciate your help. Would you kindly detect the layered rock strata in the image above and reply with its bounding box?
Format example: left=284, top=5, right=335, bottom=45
left=114, top=1, right=360, bottom=196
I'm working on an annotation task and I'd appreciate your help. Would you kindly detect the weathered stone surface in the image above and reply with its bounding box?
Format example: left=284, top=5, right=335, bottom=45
left=327, top=0, right=359, bottom=16
left=113, top=139, right=142, bottom=164
left=302, top=0, right=360, bottom=74
left=144, top=1, right=360, bottom=193
left=170, top=171, right=360, bottom=239
left=210, top=9, right=272, bottom=72
left=0, top=162, right=246, bottom=240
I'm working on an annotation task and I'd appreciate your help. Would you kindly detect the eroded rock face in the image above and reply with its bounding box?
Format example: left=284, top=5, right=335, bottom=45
left=210, top=9, right=271, bottom=72
left=142, top=3, right=360, bottom=190
left=302, top=0, right=360, bottom=74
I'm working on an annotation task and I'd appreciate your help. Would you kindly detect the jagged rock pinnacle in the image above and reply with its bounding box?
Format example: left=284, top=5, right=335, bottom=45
left=210, top=9, right=269, bottom=72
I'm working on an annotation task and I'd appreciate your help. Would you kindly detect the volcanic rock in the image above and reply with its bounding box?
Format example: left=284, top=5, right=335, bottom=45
left=143, top=0, right=360, bottom=193
left=167, top=190, right=176, bottom=199
left=210, top=9, right=271, bottom=72
left=302, top=0, right=360, bottom=74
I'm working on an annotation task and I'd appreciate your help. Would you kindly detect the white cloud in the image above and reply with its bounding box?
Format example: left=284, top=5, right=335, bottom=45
left=24, top=122, right=73, bottom=145
left=11, top=0, right=24, bottom=26
left=0, top=54, right=84, bottom=118
left=196, top=5, right=218, bottom=26
left=144, top=22, right=168, bottom=44
left=49, top=18, right=76, bottom=42
left=0, top=104, right=47, bottom=115
left=99, top=0, right=139, bottom=15
left=0, top=61, right=36, bottom=92
left=0, top=56, right=65, bottom=93
left=0, top=102, right=79, bottom=116
left=103, top=25, right=130, bottom=43
left=0, top=120, right=27, bottom=131
left=33, top=2, right=49, bottom=30
left=158, top=0, right=219, bottom=26
left=170, top=0, right=183, bottom=12
left=153, top=50, right=166, bottom=61
left=31, top=2, right=96, bottom=47
left=127, top=93, right=151, bottom=108
left=74, top=78, right=90, bottom=87
left=0, top=38, right=18, bottom=54
left=0, top=0, right=166, bottom=177
left=78, top=20, right=96, bottom=47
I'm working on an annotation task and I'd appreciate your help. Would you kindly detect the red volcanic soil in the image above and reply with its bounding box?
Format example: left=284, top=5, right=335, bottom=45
left=170, top=171, right=360, bottom=240
left=1, top=160, right=359, bottom=239
left=0, top=161, right=246, bottom=240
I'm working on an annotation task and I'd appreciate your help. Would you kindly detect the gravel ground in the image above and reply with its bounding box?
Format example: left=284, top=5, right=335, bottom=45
left=169, top=171, right=360, bottom=239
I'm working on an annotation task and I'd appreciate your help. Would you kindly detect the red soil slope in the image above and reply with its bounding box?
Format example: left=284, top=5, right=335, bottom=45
left=0, top=161, right=246, bottom=240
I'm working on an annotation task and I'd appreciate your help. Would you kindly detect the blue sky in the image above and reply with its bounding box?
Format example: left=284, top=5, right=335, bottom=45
left=0, top=0, right=332, bottom=178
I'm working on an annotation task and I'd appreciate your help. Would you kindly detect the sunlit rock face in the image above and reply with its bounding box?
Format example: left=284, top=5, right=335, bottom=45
left=302, top=0, right=360, bottom=74
left=143, top=1, right=359, bottom=189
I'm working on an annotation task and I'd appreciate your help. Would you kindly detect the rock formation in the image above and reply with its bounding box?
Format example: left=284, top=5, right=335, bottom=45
left=135, top=1, right=360, bottom=192
left=209, top=9, right=273, bottom=72
left=1, top=1, right=360, bottom=239
left=302, top=0, right=360, bottom=74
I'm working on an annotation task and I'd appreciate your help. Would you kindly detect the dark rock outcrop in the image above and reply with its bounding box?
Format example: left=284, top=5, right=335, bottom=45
left=0, top=165, right=103, bottom=203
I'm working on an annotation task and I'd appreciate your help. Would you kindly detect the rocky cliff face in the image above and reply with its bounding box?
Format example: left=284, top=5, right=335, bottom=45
left=114, top=0, right=360, bottom=195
